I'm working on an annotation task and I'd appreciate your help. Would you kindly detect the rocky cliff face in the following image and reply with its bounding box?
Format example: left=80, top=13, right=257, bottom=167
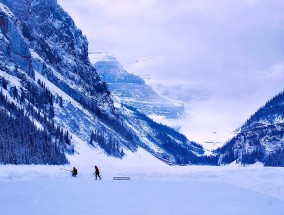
left=2, top=0, right=114, bottom=113
left=0, top=3, right=33, bottom=77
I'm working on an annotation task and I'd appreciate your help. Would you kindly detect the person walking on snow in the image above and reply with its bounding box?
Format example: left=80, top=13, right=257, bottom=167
left=94, top=165, right=101, bottom=180
left=71, top=167, right=78, bottom=177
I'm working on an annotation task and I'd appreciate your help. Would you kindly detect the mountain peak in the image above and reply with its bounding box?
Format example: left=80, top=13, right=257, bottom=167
left=89, top=51, right=118, bottom=64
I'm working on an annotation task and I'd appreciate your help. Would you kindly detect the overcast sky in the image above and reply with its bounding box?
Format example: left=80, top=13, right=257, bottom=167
left=58, top=0, right=284, bottom=146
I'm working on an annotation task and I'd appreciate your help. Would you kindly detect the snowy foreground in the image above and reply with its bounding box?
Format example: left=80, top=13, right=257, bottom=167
left=0, top=165, right=284, bottom=215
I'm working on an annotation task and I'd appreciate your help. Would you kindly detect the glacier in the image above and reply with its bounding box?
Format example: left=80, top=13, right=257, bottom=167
left=89, top=51, right=184, bottom=119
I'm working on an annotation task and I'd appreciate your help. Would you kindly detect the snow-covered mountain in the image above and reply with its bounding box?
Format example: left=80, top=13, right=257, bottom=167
left=0, top=0, right=212, bottom=166
left=89, top=51, right=184, bottom=119
left=217, top=91, right=284, bottom=166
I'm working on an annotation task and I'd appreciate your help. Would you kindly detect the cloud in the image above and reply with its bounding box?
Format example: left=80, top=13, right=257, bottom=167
left=58, top=0, right=284, bottom=68
left=57, top=0, right=284, bottom=96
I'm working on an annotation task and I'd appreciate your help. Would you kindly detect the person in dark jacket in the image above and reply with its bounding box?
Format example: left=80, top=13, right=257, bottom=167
left=94, top=165, right=101, bottom=180
left=72, top=167, right=78, bottom=177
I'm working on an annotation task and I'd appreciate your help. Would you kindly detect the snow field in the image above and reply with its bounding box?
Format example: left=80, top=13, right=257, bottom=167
left=1, top=180, right=284, bottom=215
left=0, top=165, right=283, bottom=215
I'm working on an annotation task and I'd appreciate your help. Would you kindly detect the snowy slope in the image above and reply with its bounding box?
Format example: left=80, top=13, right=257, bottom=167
left=217, top=91, right=284, bottom=166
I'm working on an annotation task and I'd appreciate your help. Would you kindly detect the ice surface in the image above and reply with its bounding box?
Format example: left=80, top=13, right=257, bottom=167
left=0, top=165, right=283, bottom=215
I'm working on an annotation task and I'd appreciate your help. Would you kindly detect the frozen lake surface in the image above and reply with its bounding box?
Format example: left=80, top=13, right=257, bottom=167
left=0, top=165, right=283, bottom=215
